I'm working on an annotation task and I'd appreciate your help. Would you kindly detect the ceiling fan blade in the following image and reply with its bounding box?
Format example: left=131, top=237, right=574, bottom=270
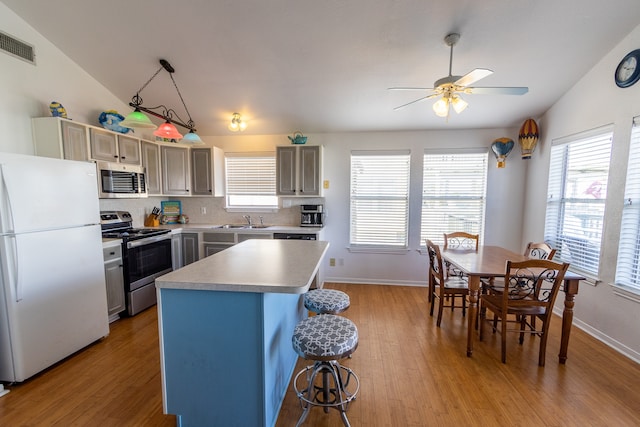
left=454, top=68, right=493, bottom=87
left=393, top=94, right=438, bottom=110
left=466, top=86, right=529, bottom=95
left=388, top=87, right=434, bottom=91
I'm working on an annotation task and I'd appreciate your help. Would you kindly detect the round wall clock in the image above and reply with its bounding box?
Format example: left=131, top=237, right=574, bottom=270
left=615, top=49, right=640, bottom=88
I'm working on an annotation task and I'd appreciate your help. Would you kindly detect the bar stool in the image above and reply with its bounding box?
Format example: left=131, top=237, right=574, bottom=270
left=292, top=314, right=360, bottom=427
left=303, top=289, right=350, bottom=314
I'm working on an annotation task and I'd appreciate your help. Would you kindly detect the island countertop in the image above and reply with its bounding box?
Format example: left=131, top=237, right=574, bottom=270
left=156, top=239, right=329, bottom=294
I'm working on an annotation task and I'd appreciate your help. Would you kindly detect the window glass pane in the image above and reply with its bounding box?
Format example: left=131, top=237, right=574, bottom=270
left=616, top=118, right=640, bottom=290
left=225, top=153, right=277, bottom=207
left=350, top=152, right=410, bottom=247
left=544, top=129, right=612, bottom=276
left=421, top=152, right=487, bottom=245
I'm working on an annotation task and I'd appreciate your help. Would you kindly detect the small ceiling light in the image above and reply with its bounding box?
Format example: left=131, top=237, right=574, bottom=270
left=121, top=58, right=203, bottom=142
left=228, top=113, right=247, bottom=132
left=432, top=97, right=449, bottom=117
left=451, top=94, right=468, bottom=114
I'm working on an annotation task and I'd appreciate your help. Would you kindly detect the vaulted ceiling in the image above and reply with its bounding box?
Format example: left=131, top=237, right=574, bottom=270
left=4, top=0, right=640, bottom=135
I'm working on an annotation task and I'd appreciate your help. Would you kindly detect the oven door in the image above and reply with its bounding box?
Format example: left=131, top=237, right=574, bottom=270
left=124, top=234, right=173, bottom=292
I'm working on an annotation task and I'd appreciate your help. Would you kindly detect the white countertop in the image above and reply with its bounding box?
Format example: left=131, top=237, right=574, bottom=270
left=156, top=239, right=329, bottom=294
left=157, top=223, right=323, bottom=234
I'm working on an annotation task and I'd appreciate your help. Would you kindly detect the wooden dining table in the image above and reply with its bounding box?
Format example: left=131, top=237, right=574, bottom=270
left=441, top=245, right=584, bottom=364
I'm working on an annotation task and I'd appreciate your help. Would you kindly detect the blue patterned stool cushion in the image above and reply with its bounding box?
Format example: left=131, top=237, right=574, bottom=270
left=304, top=289, right=350, bottom=314
left=292, top=314, right=358, bottom=361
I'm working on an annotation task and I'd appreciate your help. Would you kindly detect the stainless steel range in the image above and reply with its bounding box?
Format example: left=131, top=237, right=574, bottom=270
left=100, top=211, right=172, bottom=316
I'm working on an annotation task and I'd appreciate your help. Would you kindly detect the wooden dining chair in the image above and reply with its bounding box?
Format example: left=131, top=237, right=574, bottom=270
left=426, top=239, right=469, bottom=327
left=479, top=258, right=569, bottom=366
left=524, top=241, right=556, bottom=260
left=443, top=232, right=479, bottom=251
left=442, top=232, right=478, bottom=308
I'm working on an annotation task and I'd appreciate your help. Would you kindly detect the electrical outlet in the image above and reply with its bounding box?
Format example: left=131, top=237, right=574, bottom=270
left=329, top=258, right=336, bottom=267
left=201, top=207, right=207, bottom=215
left=323, top=180, right=330, bottom=189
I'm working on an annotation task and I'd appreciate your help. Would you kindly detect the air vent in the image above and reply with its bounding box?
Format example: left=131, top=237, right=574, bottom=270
left=0, top=30, right=35, bottom=65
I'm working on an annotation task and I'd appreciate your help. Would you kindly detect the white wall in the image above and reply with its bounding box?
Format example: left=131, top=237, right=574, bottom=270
left=210, top=129, right=527, bottom=286
left=523, top=24, right=640, bottom=361
left=0, top=3, right=130, bottom=155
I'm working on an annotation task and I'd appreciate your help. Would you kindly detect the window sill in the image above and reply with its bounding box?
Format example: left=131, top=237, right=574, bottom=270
left=609, top=283, right=640, bottom=304
left=348, top=246, right=410, bottom=255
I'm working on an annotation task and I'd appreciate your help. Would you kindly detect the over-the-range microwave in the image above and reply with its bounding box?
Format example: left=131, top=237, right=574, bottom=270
left=96, top=161, right=148, bottom=199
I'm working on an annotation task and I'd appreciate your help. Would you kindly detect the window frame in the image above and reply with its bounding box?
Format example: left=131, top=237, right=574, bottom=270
left=543, top=125, right=613, bottom=280
left=615, top=117, right=640, bottom=294
left=224, top=151, right=278, bottom=212
left=420, top=149, right=488, bottom=247
left=349, top=150, right=411, bottom=252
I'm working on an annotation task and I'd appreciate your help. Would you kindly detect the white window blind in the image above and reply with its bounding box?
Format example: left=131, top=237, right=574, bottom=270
left=544, top=127, right=612, bottom=277
left=421, top=151, right=487, bottom=246
left=616, top=117, right=640, bottom=290
left=350, top=151, right=410, bottom=247
left=225, top=152, right=277, bottom=208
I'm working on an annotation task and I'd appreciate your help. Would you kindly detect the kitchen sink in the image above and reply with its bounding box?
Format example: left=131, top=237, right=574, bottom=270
left=219, top=224, right=271, bottom=229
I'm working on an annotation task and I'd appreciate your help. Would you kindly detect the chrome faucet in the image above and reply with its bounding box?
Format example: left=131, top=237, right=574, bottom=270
left=259, top=216, right=264, bottom=226
left=243, top=215, right=252, bottom=226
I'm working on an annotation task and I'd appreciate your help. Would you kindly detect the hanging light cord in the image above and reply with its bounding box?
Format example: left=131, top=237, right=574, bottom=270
left=128, top=59, right=197, bottom=132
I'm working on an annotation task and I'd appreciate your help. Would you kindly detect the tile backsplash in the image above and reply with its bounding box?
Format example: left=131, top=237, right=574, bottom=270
left=99, top=196, right=324, bottom=228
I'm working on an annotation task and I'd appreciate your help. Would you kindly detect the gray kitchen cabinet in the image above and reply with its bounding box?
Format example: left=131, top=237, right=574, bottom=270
left=182, top=233, right=199, bottom=265
left=202, top=232, right=235, bottom=257
left=162, top=146, right=191, bottom=195
left=191, top=147, right=225, bottom=196
left=32, top=117, right=90, bottom=161
left=141, top=141, right=162, bottom=195
left=103, top=244, right=125, bottom=321
left=90, top=129, right=141, bottom=164
left=276, top=145, right=322, bottom=196
left=116, top=135, right=141, bottom=164
left=171, top=234, right=183, bottom=270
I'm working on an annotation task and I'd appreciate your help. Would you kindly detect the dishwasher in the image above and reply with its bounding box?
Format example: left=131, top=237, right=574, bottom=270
left=273, top=233, right=317, bottom=240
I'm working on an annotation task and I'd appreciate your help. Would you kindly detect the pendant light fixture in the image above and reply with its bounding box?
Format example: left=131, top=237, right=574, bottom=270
left=120, top=59, right=204, bottom=144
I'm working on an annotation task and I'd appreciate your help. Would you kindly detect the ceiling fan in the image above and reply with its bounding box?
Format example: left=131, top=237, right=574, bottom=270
left=389, top=33, right=528, bottom=119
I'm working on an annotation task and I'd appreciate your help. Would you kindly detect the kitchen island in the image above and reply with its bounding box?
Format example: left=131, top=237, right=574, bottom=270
left=155, top=239, right=329, bottom=427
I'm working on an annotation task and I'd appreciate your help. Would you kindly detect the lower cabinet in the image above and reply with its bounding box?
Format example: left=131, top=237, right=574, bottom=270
left=103, top=244, right=125, bottom=322
left=172, top=234, right=183, bottom=270
left=182, top=233, right=199, bottom=266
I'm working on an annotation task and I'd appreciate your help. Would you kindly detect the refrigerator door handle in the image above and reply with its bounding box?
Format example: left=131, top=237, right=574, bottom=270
left=0, top=165, right=21, bottom=301
left=0, top=164, right=16, bottom=234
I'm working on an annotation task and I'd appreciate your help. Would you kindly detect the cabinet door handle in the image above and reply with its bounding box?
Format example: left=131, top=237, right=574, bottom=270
left=121, top=156, right=126, bottom=160
left=113, top=155, right=118, bottom=158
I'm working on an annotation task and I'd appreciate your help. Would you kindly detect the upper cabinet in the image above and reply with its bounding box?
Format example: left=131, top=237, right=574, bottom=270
left=33, top=117, right=90, bottom=161
left=191, top=147, right=225, bottom=197
left=162, top=145, right=191, bottom=196
left=276, top=145, right=323, bottom=196
left=89, top=129, right=140, bottom=164
left=141, top=141, right=162, bottom=196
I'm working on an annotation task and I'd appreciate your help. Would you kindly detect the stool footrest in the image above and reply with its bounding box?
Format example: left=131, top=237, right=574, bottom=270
left=293, top=361, right=360, bottom=427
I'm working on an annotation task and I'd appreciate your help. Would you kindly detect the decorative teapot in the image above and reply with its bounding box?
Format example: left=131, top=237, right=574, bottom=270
left=288, top=131, right=307, bottom=145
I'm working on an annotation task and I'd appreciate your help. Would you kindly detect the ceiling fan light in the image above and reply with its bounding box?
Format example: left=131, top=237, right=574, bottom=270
left=451, top=95, right=468, bottom=114
left=153, top=121, right=183, bottom=140
left=120, top=109, right=157, bottom=129
left=181, top=131, right=204, bottom=144
left=433, top=97, right=450, bottom=117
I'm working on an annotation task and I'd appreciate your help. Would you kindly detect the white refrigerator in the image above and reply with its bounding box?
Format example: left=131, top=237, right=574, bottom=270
left=0, top=152, right=109, bottom=383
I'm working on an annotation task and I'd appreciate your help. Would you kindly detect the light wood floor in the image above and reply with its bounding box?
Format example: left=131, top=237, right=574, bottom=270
left=1, top=283, right=640, bottom=426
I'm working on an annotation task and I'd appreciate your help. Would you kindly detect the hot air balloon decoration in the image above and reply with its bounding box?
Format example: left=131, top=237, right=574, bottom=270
left=518, top=118, right=539, bottom=159
left=491, top=137, right=515, bottom=168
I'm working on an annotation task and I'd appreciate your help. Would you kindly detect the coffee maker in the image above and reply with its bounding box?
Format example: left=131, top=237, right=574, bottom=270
left=300, top=204, right=324, bottom=227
